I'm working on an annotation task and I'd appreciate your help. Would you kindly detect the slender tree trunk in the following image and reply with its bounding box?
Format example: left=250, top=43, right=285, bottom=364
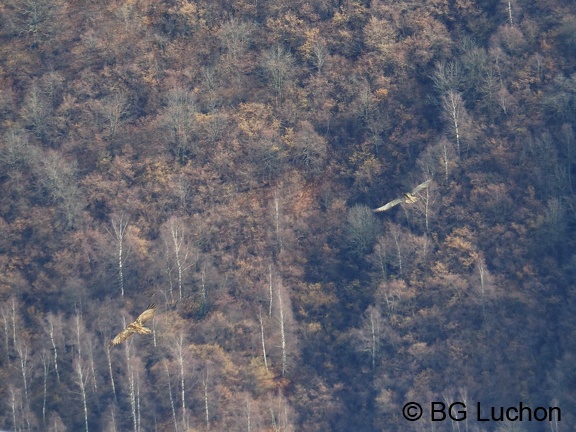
left=1, top=309, right=10, bottom=362
left=449, top=97, right=461, bottom=156
left=136, top=369, right=141, bottom=432
left=88, top=340, right=98, bottom=394
left=479, top=262, right=487, bottom=324
left=369, top=310, right=379, bottom=371
left=75, top=359, right=90, bottom=432
left=109, top=405, right=118, bottom=432
left=9, top=385, right=18, bottom=432
left=391, top=229, right=403, bottom=275
left=48, top=318, right=60, bottom=382
left=125, top=343, right=138, bottom=432
left=277, top=290, right=287, bottom=376
left=204, top=369, right=210, bottom=430
left=105, top=343, right=118, bottom=403
left=269, top=404, right=278, bottom=432
left=200, top=267, right=207, bottom=303
left=442, top=91, right=465, bottom=157
left=175, top=334, right=187, bottom=430
left=152, top=316, right=158, bottom=348
left=442, top=140, right=450, bottom=181
left=273, top=192, right=283, bottom=254
left=42, top=352, right=48, bottom=429
left=259, top=308, right=269, bottom=372
left=75, top=313, right=83, bottom=358
left=110, top=214, right=129, bottom=298
left=166, top=217, right=193, bottom=301
left=164, top=362, right=178, bottom=432
left=171, top=222, right=185, bottom=300
left=268, top=265, right=273, bottom=317
left=11, top=297, right=17, bottom=348
left=246, top=398, right=252, bottom=432
left=16, top=341, right=29, bottom=409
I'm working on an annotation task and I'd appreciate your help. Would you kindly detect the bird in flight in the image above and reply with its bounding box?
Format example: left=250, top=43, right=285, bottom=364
left=373, top=179, right=432, bottom=213
left=110, top=304, right=156, bottom=345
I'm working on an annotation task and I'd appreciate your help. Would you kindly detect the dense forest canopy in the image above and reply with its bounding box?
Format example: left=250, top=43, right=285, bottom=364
left=0, top=0, right=575, bottom=430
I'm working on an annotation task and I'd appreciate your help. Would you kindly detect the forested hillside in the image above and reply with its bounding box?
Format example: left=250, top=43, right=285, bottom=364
left=0, top=0, right=575, bottom=430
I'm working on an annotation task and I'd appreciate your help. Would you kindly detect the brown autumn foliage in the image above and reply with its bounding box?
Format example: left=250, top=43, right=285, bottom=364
left=0, top=0, right=575, bottom=430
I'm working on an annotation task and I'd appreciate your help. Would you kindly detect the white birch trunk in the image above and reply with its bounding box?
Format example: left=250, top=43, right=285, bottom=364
left=164, top=362, right=178, bottom=432
left=48, top=317, right=60, bottom=382
left=259, top=308, right=269, bottom=372
left=111, top=214, right=129, bottom=298
left=105, top=343, right=117, bottom=402
left=75, top=359, right=90, bottom=432
left=277, top=290, right=287, bottom=376
left=204, top=369, right=210, bottom=430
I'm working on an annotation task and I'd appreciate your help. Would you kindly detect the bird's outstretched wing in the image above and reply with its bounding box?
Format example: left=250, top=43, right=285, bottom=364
left=373, top=180, right=432, bottom=213
left=110, top=325, right=137, bottom=346
left=135, top=304, right=156, bottom=325
left=410, top=179, right=432, bottom=194
left=110, top=304, right=156, bottom=346
left=373, top=197, right=404, bottom=213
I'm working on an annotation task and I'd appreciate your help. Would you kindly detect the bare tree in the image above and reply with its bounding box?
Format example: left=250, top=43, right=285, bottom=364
left=432, top=61, right=463, bottom=95
left=8, top=384, right=22, bottom=432
left=41, top=349, right=49, bottom=428
left=311, top=39, right=328, bottom=74
left=163, top=360, right=179, bottom=432
left=219, top=18, right=252, bottom=62
left=96, top=92, right=131, bottom=138
left=74, top=357, right=90, bottom=432
left=268, top=392, right=295, bottom=432
left=345, top=205, right=381, bottom=258
left=86, top=338, right=99, bottom=394
left=109, top=213, right=130, bottom=298
left=369, top=237, right=389, bottom=282
left=353, top=305, right=382, bottom=370
left=536, top=198, right=568, bottom=256
left=273, top=191, right=284, bottom=256
left=21, top=81, right=51, bottom=138
left=160, top=87, right=197, bottom=162
left=170, top=332, right=190, bottom=430
left=0, top=297, right=20, bottom=362
left=15, top=339, right=31, bottom=419
left=0, top=128, right=40, bottom=174
left=161, top=216, right=197, bottom=301
left=442, top=90, right=468, bottom=157
left=262, top=45, right=295, bottom=106
left=407, top=181, right=440, bottom=233
left=204, top=368, right=210, bottom=430
left=259, top=307, right=269, bottom=372
left=268, top=265, right=274, bottom=317
left=102, top=405, right=118, bottom=432
left=275, top=281, right=296, bottom=377
left=49, top=155, right=84, bottom=225
left=124, top=342, right=143, bottom=432
left=288, top=121, right=327, bottom=177
left=12, top=0, right=60, bottom=48
left=506, top=0, right=514, bottom=26
left=383, top=223, right=413, bottom=276
left=474, top=256, right=495, bottom=326
left=277, top=288, right=288, bottom=377
left=105, top=342, right=118, bottom=403
left=47, top=411, right=67, bottom=432
left=440, top=138, right=458, bottom=181
left=44, top=312, right=63, bottom=381
left=417, top=138, right=458, bottom=182
left=245, top=397, right=253, bottom=432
